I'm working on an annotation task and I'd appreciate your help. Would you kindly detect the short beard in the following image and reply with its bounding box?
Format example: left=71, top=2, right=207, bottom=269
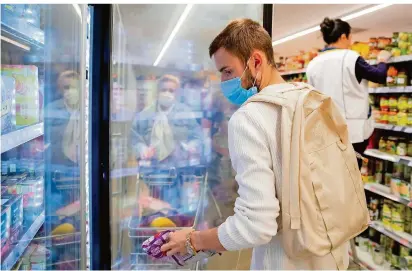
left=241, top=69, right=256, bottom=90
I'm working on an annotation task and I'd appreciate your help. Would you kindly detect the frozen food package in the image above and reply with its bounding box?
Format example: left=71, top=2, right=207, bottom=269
left=142, top=230, right=219, bottom=267
left=1, top=75, right=16, bottom=134
left=1, top=65, right=39, bottom=127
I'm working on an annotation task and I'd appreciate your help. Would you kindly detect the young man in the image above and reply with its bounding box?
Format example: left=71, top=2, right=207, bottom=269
left=161, top=19, right=349, bottom=269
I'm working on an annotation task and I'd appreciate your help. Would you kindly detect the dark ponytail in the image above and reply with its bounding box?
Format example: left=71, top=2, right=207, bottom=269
left=320, top=17, right=351, bottom=45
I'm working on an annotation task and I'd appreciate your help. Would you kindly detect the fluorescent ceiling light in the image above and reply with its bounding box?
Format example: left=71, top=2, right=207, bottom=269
left=72, top=4, right=82, bottom=22
left=153, top=4, right=193, bottom=66
left=1, top=35, right=30, bottom=51
left=272, top=4, right=393, bottom=47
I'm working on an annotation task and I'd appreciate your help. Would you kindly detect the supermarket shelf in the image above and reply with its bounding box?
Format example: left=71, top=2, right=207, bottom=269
left=1, top=123, right=44, bottom=154
left=364, top=149, right=412, bottom=166
left=370, top=221, right=412, bottom=249
left=374, top=123, right=412, bottom=133
left=1, top=211, right=45, bottom=271
left=110, top=167, right=139, bottom=179
left=369, top=86, right=412, bottom=94
left=367, top=55, right=412, bottom=65
left=279, top=68, right=306, bottom=76
left=350, top=247, right=390, bottom=270
left=1, top=22, right=44, bottom=50
left=364, top=182, right=412, bottom=207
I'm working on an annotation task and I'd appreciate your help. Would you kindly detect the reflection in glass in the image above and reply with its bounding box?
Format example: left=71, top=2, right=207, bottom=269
left=110, top=4, right=263, bottom=270
left=1, top=4, right=87, bottom=270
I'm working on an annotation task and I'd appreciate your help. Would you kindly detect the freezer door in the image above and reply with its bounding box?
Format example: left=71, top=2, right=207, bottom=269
left=0, top=4, right=89, bottom=271
left=108, top=4, right=263, bottom=270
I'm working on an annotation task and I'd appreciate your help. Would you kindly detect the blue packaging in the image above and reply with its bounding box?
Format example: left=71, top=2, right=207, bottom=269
left=2, top=194, right=24, bottom=233
left=1, top=199, right=11, bottom=247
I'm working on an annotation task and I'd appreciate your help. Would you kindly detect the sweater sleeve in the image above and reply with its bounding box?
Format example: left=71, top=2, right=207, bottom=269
left=217, top=109, right=280, bottom=251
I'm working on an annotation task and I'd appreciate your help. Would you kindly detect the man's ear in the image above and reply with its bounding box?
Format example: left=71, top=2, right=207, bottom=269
left=250, top=50, right=263, bottom=74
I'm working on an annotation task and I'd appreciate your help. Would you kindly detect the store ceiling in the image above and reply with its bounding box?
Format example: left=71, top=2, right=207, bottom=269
left=117, top=4, right=262, bottom=71
left=272, top=4, right=412, bottom=58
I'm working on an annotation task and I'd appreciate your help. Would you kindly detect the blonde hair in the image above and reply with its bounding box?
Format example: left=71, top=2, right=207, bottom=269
left=57, top=70, right=80, bottom=92
left=157, top=74, right=181, bottom=89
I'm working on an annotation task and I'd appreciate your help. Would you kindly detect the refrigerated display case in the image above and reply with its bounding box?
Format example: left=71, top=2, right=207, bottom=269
left=107, top=4, right=265, bottom=270
left=1, top=4, right=89, bottom=270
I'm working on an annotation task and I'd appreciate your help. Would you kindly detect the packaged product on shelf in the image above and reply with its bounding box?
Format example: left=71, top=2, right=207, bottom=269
left=392, top=241, right=401, bottom=268
left=387, top=67, right=398, bottom=87
left=389, top=95, right=398, bottom=111
left=1, top=199, right=11, bottom=256
left=387, top=136, right=398, bottom=154
left=399, top=180, right=410, bottom=199
left=397, top=71, right=408, bottom=87
left=391, top=178, right=401, bottom=196
left=400, top=256, right=412, bottom=270
left=2, top=174, right=44, bottom=219
left=379, top=137, right=387, bottom=152
left=375, top=160, right=384, bottom=184
left=385, top=238, right=394, bottom=263
left=398, top=111, right=408, bottom=126
left=18, top=244, right=51, bottom=270
left=369, top=197, right=380, bottom=221
left=373, top=245, right=385, bottom=266
left=1, top=194, right=23, bottom=243
left=1, top=75, right=16, bottom=135
left=1, top=65, right=40, bottom=127
left=391, top=203, right=406, bottom=232
left=396, top=139, right=407, bottom=156
left=405, top=208, right=412, bottom=234
left=382, top=200, right=392, bottom=227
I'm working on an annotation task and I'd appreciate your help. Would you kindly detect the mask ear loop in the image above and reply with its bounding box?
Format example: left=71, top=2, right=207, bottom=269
left=240, top=57, right=252, bottom=80
left=252, top=71, right=260, bottom=88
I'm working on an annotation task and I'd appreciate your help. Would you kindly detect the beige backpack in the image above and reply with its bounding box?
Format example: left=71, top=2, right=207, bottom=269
left=246, top=82, right=370, bottom=269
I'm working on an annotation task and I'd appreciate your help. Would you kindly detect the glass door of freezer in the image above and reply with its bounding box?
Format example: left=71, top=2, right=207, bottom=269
left=109, top=4, right=263, bottom=270
left=1, top=4, right=89, bottom=270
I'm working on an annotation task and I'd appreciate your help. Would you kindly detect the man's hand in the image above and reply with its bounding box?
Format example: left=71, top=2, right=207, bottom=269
left=140, top=146, right=156, bottom=160
left=160, top=228, right=194, bottom=256
left=377, top=50, right=392, bottom=63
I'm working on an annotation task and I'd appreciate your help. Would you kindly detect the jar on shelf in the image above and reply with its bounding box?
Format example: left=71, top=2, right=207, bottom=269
left=389, top=111, right=398, bottom=125
left=397, top=71, right=408, bottom=87
left=387, top=136, right=398, bottom=154
left=379, top=137, right=387, bottom=152
left=392, top=32, right=399, bottom=47
left=393, top=162, right=404, bottom=179
left=397, top=139, right=407, bottom=156
left=398, top=95, right=408, bottom=111
left=398, top=111, right=408, bottom=126
left=389, top=95, right=398, bottom=111
left=380, top=96, right=389, bottom=111
left=408, top=140, right=412, bottom=156
left=380, top=111, right=389, bottom=124
left=408, top=96, right=412, bottom=113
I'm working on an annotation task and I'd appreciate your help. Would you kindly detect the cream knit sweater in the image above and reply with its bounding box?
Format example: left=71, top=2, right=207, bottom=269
left=217, top=83, right=349, bottom=270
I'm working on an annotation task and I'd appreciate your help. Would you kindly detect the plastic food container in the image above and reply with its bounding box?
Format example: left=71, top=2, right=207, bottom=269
left=3, top=175, right=44, bottom=209
left=2, top=194, right=23, bottom=239
left=1, top=199, right=11, bottom=249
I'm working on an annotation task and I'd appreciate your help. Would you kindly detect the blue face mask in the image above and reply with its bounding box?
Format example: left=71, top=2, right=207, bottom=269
left=220, top=60, right=259, bottom=105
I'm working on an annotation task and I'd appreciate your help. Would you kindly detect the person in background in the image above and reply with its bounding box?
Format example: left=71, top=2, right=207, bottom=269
left=306, top=17, right=392, bottom=159
left=130, top=74, right=202, bottom=168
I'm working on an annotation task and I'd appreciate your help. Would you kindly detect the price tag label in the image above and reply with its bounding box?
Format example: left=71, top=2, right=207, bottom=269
left=400, top=238, right=408, bottom=247
left=394, top=126, right=403, bottom=132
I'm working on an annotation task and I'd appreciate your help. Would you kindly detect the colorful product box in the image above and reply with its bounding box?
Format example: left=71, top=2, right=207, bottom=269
left=2, top=194, right=23, bottom=243
left=1, top=75, right=16, bottom=134
left=1, top=65, right=39, bottom=127
left=1, top=199, right=11, bottom=251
